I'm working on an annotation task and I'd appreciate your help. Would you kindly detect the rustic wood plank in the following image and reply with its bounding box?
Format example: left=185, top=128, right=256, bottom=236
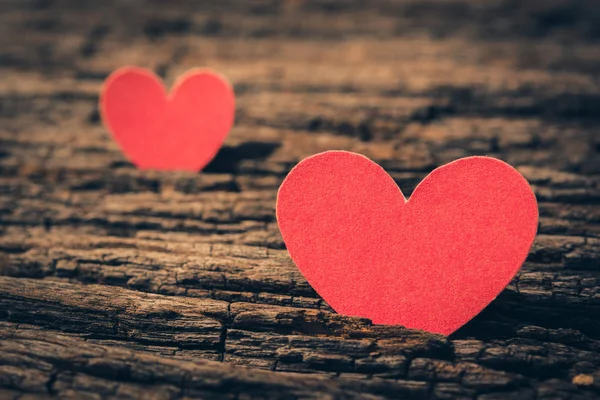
left=1, top=0, right=600, bottom=398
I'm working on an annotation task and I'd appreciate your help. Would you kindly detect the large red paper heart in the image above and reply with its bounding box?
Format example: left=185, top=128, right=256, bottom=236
left=277, top=151, right=538, bottom=335
left=100, top=67, right=235, bottom=171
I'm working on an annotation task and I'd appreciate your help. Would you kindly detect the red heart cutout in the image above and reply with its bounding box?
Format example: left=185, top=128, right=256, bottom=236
left=100, top=67, right=235, bottom=172
left=276, top=151, right=538, bottom=335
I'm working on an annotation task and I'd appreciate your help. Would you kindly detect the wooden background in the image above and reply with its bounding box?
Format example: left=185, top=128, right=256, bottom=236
left=1, top=0, right=600, bottom=398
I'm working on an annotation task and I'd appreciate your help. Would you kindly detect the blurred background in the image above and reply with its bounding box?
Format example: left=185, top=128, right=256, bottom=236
left=1, top=0, right=600, bottom=183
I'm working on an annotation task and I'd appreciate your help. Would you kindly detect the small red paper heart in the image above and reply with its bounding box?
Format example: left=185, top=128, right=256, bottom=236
left=100, top=67, right=235, bottom=171
left=277, top=151, right=538, bottom=335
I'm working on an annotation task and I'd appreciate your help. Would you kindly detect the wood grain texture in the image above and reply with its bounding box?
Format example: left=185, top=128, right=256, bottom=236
left=1, top=0, right=600, bottom=398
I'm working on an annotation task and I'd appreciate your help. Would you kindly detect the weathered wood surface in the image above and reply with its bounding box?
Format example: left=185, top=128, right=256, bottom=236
left=1, top=0, right=600, bottom=398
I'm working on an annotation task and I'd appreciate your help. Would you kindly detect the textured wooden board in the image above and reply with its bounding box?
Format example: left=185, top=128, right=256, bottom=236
left=1, top=0, right=600, bottom=398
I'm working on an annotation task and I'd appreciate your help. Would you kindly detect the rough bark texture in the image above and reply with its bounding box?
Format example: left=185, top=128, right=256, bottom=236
left=1, top=0, right=600, bottom=398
